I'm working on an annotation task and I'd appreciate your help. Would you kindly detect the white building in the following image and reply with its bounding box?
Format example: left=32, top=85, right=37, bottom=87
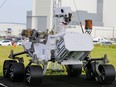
left=67, top=25, right=116, bottom=39
left=31, top=0, right=53, bottom=32
left=0, top=22, right=26, bottom=37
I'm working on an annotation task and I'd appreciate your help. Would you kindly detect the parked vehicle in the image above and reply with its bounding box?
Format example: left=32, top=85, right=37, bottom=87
left=0, top=40, right=12, bottom=46
left=110, top=38, right=116, bottom=42
left=11, top=37, right=22, bottom=45
left=93, top=37, right=110, bottom=44
left=16, top=41, right=22, bottom=46
left=4, top=38, right=13, bottom=41
left=101, top=41, right=112, bottom=46
left=93, top=37, right=108, bottom=42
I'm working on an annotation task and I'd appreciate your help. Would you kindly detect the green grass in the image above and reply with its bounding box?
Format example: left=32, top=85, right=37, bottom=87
left=0, top=45, right=116, bottom=76
left=90, top=46, right=116, bottom=67
left=0, top=46, right=30, bottom=76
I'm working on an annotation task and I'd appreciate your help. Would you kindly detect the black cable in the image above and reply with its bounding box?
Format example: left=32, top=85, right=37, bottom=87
left=0, top=0, right=8, bottom=9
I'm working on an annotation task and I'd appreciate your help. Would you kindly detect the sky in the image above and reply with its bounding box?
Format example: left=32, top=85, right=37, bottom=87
left=0, top=0, right=116, bottom=27
left=0, top=0, right=96, bottom=23
left=0, top=0, right=32, bottom=23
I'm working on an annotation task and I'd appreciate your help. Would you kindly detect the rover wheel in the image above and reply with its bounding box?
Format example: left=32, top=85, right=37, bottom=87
left=3, top=60, right=17, bottom=78
left=66, top=64, right=82, bottom=77
left=25, top=65, right=43, bottom=86
left=9, top=62, right=25, bottom=82
left=85, top=62, right=97, bottom=80
left=96, top=64, right=115, bottom=84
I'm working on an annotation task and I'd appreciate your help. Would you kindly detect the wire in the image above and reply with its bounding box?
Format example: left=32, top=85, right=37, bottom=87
left=73, top=0, right=84, bottom=33
left=73, top=0, right=81, bottom=23
left=0, top=0, right=8, bottom=9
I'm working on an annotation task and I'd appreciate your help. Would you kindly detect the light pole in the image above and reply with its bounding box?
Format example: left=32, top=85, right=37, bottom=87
left=113, top=27, right=114, bottom=38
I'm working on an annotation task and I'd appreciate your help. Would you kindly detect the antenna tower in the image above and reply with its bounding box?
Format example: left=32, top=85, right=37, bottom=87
left=53, top=0, right=62, bottom=8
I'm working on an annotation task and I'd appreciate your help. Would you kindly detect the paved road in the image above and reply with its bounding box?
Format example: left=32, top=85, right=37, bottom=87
left=0, top=75, right=115, bottom=87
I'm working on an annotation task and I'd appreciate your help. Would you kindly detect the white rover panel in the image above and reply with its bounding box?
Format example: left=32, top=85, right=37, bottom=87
left=55, top=32, right=93, bottom=64
left=64, top=32, right=93, bottom=51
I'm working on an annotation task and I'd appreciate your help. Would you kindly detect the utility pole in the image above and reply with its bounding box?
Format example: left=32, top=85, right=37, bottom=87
left=113, top=27, right=114, bottom=38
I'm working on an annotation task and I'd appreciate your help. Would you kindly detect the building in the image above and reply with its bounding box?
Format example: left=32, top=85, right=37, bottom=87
left=0, top=22, right=26, bottom=37
left=27, top=0, right=53, bottom=32
left=103, top=0, right=116, bottom=27
left=67, top=25, right=116, bottom=38
left=27, top=0, right=103, bottom=28
left=26, top=0, right=116, bottom=38
left=71, top=0, right=103, bottom=26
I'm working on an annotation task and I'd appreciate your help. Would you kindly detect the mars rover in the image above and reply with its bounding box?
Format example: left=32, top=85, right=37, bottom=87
left=3, top=1, right=115, bottom=86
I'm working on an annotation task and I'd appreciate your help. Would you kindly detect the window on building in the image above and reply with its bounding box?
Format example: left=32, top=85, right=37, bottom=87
left=7, top=28, right=12, bottom=33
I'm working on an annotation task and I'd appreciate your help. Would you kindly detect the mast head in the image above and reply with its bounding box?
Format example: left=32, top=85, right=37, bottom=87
left=55, top=7, right=72, bottom=25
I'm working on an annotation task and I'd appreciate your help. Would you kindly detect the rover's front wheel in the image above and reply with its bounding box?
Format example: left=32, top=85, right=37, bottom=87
left=25, top=65, right=43, bottom=86
left=9, top=62, right=25, bottom=82
left=3, top=60, right=17, bottom=78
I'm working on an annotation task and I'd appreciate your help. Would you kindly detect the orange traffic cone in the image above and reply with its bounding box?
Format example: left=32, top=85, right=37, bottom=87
left=13, top=43, right=17, bottom=48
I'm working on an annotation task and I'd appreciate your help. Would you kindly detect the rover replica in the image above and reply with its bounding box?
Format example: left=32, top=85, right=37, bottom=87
left=3, top=4, right=115, bottom=86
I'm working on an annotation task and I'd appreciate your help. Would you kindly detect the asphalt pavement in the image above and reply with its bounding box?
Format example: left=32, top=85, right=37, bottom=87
left=0, top=75, right=115, bottom=87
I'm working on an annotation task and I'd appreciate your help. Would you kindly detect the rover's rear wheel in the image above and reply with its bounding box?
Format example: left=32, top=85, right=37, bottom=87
left=25, top=65, right=43, bottom=86
left=95, top=64, right=115, bottom=84
left=9, top=62, right=25, bottom=82
left=85, top=62, right=97, bottom=80
left=3, top=60, right=17, bottom=78
left=66, top=64, right=82, bottom=77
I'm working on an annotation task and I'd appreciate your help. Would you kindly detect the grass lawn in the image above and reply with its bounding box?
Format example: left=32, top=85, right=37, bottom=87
left=0, top=45, right=116, bottom=76
left=90, top=45, right=116, bottom=67
left=0, top=46, right=30, bottom=76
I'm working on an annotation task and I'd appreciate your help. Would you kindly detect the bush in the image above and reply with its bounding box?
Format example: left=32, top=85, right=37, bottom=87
left=94, top=44, right=116, bottom=49
left=109, top=45, right=116, bottom=48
